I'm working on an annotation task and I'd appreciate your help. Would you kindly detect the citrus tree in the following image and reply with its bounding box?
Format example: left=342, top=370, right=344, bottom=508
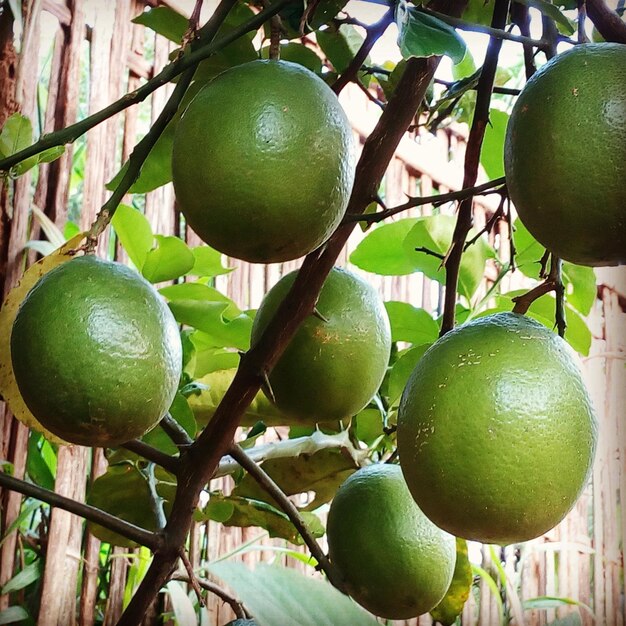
left=0, top=0, right=624, bottom=624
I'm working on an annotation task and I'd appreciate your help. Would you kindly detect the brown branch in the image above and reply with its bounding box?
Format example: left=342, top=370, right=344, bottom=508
left=510, top=2, right=536, bottom=78
left=172, top=575, right=248, bottom=619
left=160, top=412, right=194, bottom=448
left=179, top=550, right=205, bottom=607
left=331, top=7, right=395, bottom=94
left=228, top=444, right=341, bottom=586
left=121, top=440, right=179, bottom=475
left=586, top=0, right=626, bottom=42
left=512, top=280, right=556, bottom=314
left=344, top=176, right=506, bottom=224
left=0, top=471, right=161, bottom=550
left=440, top=0, right=511, bottom=336
left=464, top=191, right=507, bottom=250
left=116, top=1, right=468, bottom=620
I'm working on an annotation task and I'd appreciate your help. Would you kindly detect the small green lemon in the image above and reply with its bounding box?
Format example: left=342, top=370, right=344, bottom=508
left=172, top=59, right=355, bottom=264
left=327, top=464, right=457, bottom=620
left=250, top=267, right=391, bottom=423
left=397, top=312, right=597, bottom=545
left=11, top=255, right=182, bottom=447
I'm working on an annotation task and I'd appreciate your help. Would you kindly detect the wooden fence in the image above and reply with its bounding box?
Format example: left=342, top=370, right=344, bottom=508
left=0, top=1, right=624, bottom=625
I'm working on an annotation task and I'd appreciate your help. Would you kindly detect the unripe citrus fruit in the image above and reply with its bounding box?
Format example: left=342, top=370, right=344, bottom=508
left=504, top=43, right=626, bottom=266
left=250, top=267, right=391, bottom=423
left=171, top=59, right=355, bottom=263
left=397, top=312, right=597, bottom=545
left=11, top=255, right=182, bottom=447
left=327, top=464, right=456, bottom=620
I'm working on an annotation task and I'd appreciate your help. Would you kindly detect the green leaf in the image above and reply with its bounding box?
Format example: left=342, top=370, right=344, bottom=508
left=168, top=301, right=252, bottom=350
left=142, top=235, right=195, bottom=283
left=132, top=7, right=188, bottom=43
left=36, top=145, right=65, bottom=164
left=355, top=407, right=384, bottom=444
left=472, top=564, right=504, bottom=623
left=562, top=263, right=596, bottom=317
left=1, top=561, right=42, bottom=594
left=0, top=606, right=29, bottom=625
left=349, top=218, right=421, bottom=275
left=200, top=493, right=324, bottom=544
left=160, top=281, right=238, bottom=313
left=481, top=108, right=508, bottom=179
left=403, top=215, right=493, bottom=299
left=461, top=0, right=494, bottom=26
left=26, top=432, right=55, bottom=490
left=111, top=204, right=154, bottom=270
left=514, top=0, right=575, bottom=34
left=187, top=246, right=233, bottom=278
left=512, top=217, right=546, bottom=279
left=384, top=301, right=439, bottom=344
left=317, top=24, right=368, bottom=75
left=107, top=119, right=176, bottom=194
left=388, top=344, right=432, bottom=406
left=209, top=562, right=379, bottom=626
left=0, top=113, right=33, bottom=159
left=524, top=596, right=585, bottom=610
left=165, top=581, right=198, bottom=626
left=397, top=5, right=467, bottom=64
left=261, top=43, right=323, bottom=74
left=430, top=538, right=472, bottom=625
left=141, top=393, right=196, bottom=455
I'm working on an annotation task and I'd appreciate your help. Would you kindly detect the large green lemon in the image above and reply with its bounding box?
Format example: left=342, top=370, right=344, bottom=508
left=397, top=312, right=597, bottom=545
left=250, top=267, right=391, bottom=423
left=171, top=59, right=355, bottom=263
left=11, top=255, right=182, bottom=447
left=504, top=43, right=626, bottom=266
left=327, top=463, right=456, bottom=620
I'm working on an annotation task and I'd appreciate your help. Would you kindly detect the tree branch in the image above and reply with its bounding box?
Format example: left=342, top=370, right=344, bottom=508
left=228, top=444, right=342, bottom=587
left=172, top=574, right=248, bottom=619
left=440, top=0, right=510, bottom=336
left=586, top=0, right=626, bottom=42
left=343, top=176, right=506, bottom=224
left=331, top=7, right=395, bottom=94
left=160, top=412, right=194, bottom=448
left=121, top=440, right=179, bottom=475
left=0, top=470, right=161, bottom=550
left=0, top=0, right=294, bottom=173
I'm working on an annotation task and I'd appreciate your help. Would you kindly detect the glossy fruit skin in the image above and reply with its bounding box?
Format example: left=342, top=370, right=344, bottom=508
left=11, top=255, right=182, bottom=447
left=504, top=43, right=626, bottom=266
left=171, top=59, right=355, bottom=264
left=397, top=312, right=597, bottom=545
left=327, top=464, right=456, bottom=620
left=250, top=267, right=391, bottom=423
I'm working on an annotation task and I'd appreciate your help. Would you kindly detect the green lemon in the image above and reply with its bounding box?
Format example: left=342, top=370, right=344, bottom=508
left=250, top=267, right=391, bottom=423
left=11, top=255, right=182, bottom=447
left=172, top=59, right=355, bottom=264
left=327, top=463, right=457, bottom=620
left=504, top=43, right=626, bottom=266
left=397, top=312, right=597, bottom=545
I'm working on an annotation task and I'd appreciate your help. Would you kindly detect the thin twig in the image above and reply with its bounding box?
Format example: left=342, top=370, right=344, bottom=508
left=331, top=7, right=394, bottom=94
left=464, top=191, right=507, bottom=250
left=510, top=2, right=536, bottom=78
left=434, top=77, right=520, bottom=96
left=121, top=440, right=179, bottom=475
left=172, top=575, right=248, bottom=618
left=0, top=471, right=161, bottom=550
left=228, top=444, right=343, bottom=588
left=179, top=0, right=205, bottom=53
left=160, top=412, right=194, bottom=448
left=440, top=0, right=511, bottom=336
left=344, top=176, right=506, bottom=224
left=179, top=551, right=205, bottom=607
left=143, top=463, right=168, bottom=531
left=415, top=246, right=445, bottom=259
left=0, top=0, right=294, bottom=173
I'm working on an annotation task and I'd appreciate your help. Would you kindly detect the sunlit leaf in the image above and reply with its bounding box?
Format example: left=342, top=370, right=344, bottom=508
left=384, top=301, right=439, bottom=344
left=111, top=204, right=154, bottom=270
left=388, top=344, right=432, bottom=406
left=132, top=6, right=188, bottom=43
left=142, top=235, right=195, bottom=283
left=165, top=581, right=198, bottom=626
left=481, top=108, right=508, bottom=179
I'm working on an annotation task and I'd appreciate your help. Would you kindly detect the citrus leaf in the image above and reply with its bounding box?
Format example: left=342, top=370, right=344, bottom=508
left=349, top=218, right=421, bottom=275
left=141, top=392, right=197, bottom=455
left=403, top=215, right=493, bottom=299
left=261, top=43, right=323, bottom=74
left=142, top=235, right=195, bottom=283
left=0, top=113, right=32, bottom=159
left=384, top=301, right=439, bottom=344
left=317, top=24, right=368, bottom=75
left=160, top=281, right=239, bottom=315
left=512, top=217, right=546, bottom=279
left=167, top=301, right=252, bottom=350
left=0, top=561, right=42, bottom=594
left=111, top=204, right=153, bottom=270
left=514, top=0, right=575, bottom=34
left=132, top=6, right=188, bottom=43
left=208, top=562, right=380, bottom=626
left=0, top=234, right=85, bottom=444
left=388, top=343, right=432, bottom=406
left=26, top=432, right=55, bottom=490
left=187, top=246, right=233, bottom=278
left=396, top=3, right=467, bottom=64
left=430, top=538, right=472, bottom=625
left=562, top=263, right=596, bottom=317
left=481, top=108, right=509, bottom=179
